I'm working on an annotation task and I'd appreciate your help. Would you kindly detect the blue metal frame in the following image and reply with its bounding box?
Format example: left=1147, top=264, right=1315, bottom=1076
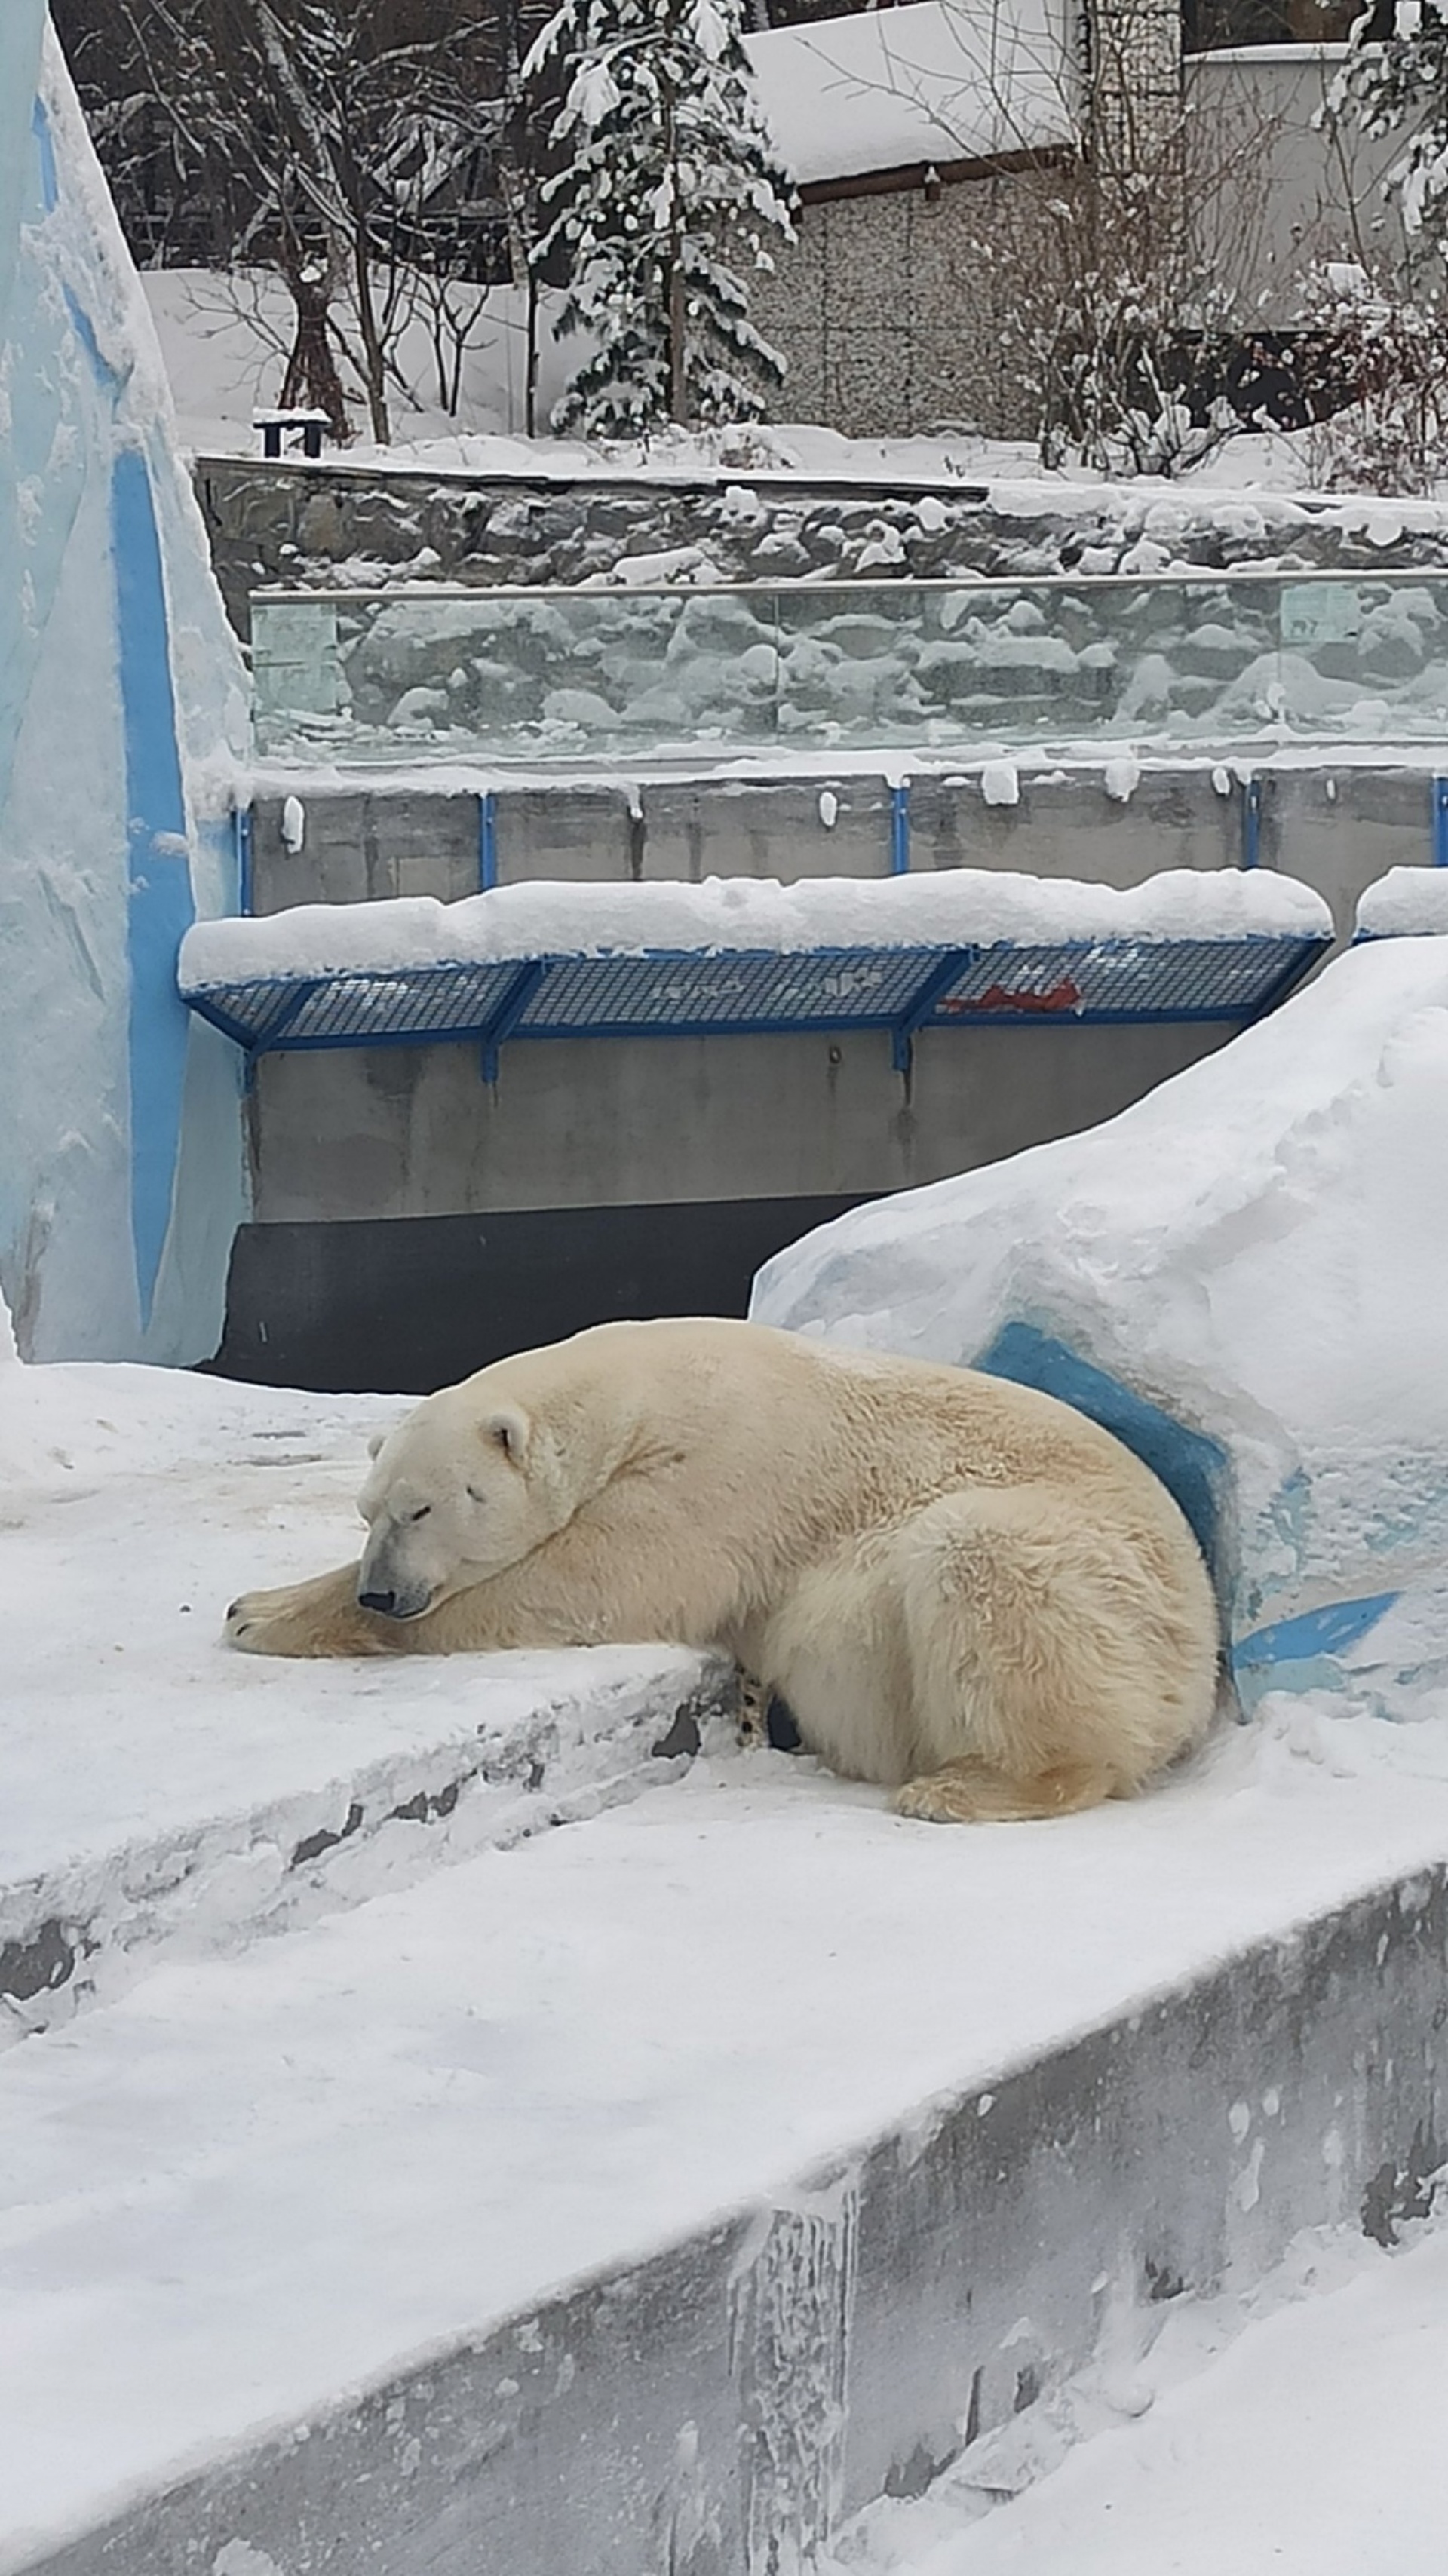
left=889, top=783, right=910, bottom=875
left=183, top=929, right=1330, bottom=1081
left=890, top=949, right=975, bottom=1075
left=1241, top=774, right=1262, bottom=869
left=481, top=956, right=547, bottom=1084
left=478, top=789, right=498, bottom=891
left=1434, top=774, right=1448, bottom=868
left=235, top=804, right=254, bottom=916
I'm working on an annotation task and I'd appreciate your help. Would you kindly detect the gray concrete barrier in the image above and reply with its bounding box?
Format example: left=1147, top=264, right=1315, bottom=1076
left=248, top=762, right=1440, bottom=935
left=27, top=1858, right=1447, bottom=2575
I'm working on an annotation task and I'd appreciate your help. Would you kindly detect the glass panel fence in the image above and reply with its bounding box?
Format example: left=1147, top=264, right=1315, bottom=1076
left=250, top=573, right=1448, bottom=767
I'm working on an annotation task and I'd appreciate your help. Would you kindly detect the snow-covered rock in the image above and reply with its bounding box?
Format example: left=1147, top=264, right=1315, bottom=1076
left=753, top=935, right=1448, bottom=1716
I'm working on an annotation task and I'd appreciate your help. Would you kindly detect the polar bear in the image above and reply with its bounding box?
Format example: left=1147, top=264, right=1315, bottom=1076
left=226, top=1317, right=1219, bottom=1823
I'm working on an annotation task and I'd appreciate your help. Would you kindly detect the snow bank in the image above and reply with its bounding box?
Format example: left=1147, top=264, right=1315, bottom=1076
left=1355, top=864, right=1448, bottom=939
left=753, top=936, right=1448, bottom=1716
left=179, top=867, right=1330, bottom=990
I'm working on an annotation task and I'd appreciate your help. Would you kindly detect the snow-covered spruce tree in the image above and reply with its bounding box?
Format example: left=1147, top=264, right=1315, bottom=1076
left=523, top=0, right=796, bottom=437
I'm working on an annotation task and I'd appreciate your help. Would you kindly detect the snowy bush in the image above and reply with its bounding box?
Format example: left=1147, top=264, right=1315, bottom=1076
left=1295, top=259, right=1448, bottom=497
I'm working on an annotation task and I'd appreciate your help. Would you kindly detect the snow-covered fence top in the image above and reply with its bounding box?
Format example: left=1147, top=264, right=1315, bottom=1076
left=1356, top=866, right=1448, bottom=941
left=179, top=870, right=1332, bottom=1074
left=181, top=868, right=1330, bottom=989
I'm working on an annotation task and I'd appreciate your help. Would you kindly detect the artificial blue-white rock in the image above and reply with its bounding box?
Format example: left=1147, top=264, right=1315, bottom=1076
left=0, top=19, right=247, bottom=1361
left=753, top=934, right=1448, bottom=1718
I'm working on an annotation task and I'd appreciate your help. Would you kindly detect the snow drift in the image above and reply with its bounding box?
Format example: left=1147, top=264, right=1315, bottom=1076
left=753, top=933, right=1448, bottom=1716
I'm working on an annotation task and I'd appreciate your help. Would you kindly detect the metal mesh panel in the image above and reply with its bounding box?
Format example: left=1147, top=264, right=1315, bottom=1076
left=183, top=983, right=277, bottom=1044
left=183, top=931, right=1327, bottom=1059
left=187, top=961, right=520, bottom=1047
left=928, top=937, right=1318, bottom=1024
left=516, top=948, right=934, bottom=1035
left=282, top=962, right=518, bottom=1043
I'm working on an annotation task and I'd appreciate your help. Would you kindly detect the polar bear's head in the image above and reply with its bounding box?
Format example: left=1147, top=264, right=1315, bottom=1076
left=354, top=1380, right=565, bottom=1621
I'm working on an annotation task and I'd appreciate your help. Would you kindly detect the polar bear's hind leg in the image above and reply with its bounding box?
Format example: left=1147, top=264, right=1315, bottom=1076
left=891, top=1483, right=1216, bottom=1824
left=895, top=1756, right=1124, bottom=1824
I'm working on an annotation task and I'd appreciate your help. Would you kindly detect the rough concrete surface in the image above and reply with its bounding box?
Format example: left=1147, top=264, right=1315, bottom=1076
left=23, top=1862, right=1446, bottom=2576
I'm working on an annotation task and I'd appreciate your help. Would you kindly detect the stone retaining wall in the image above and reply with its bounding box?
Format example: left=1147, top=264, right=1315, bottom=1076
left=193, top=453, right=1448, bottom=639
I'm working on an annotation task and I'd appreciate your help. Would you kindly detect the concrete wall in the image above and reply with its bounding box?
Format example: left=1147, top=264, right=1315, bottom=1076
left=247, top=1020, right=1225, bottom=1226
left=213, top=1199, right=873, bottom=1393
left=750, top=169, right=1062, bottom=440
left=32, top=1859, right=1448, bottom=2574
left=1186, top=46, right=1413, bottom=320
left=252, top=762, right=1438, bottom=932
left=221, top=759, right=1437, bottom=1387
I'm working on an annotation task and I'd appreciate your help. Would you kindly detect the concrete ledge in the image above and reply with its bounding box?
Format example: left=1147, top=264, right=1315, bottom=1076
left=246, top=764, right=1440, bottom=943
left=0, top=1647, right=726, bottom=2044
left=20, top=1854, right=1446, bottom=2575
left=0, top=1359, right=730, bottom=2041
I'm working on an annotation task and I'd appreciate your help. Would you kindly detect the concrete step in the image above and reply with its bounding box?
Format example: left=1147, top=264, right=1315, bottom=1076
left=11, top=1359, right=1448, bottom=2574
left=5, top=1746, right=1448, bottom=2574
left=1, top=1360, right=727, bottom=2042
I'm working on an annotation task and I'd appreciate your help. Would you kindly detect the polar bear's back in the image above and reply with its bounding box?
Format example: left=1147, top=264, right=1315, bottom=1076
left=465, top=1314, right=1203, bottom=1573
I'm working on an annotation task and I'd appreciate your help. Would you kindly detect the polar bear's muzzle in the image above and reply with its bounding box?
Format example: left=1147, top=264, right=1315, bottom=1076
left=357, top=1526, right=437, bottom=1621
left=357, top=1578, right=434, bottom=1621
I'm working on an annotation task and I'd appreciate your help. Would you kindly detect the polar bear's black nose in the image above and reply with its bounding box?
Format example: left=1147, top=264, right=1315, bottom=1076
left=357, top=1581, right=432, bottom=1620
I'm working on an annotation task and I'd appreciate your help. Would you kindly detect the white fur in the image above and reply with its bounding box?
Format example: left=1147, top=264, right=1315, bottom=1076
left=227, top=1318, right=1219, bottom=1824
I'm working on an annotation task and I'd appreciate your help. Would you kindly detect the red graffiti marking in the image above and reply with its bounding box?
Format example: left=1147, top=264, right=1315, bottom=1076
left=944, top=977, right=1083, bottom=1017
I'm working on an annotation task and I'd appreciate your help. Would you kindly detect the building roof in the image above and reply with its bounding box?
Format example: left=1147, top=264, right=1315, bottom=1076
left=744, top=0, right=1078, bottom=190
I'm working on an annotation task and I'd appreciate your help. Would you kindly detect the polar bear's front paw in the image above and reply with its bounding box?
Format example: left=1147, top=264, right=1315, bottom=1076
left=225, top=1583, right=308, bottom=1654
left=223, top=1563, right=374, bottom=1658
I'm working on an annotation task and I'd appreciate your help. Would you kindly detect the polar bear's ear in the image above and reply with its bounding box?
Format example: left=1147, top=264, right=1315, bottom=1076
left=367, top=1429, right=388, bottom=1460
left=482, top=1401, right=530, bottom=1465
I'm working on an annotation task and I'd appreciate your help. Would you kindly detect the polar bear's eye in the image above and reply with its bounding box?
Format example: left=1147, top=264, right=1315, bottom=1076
left=465, top=1486, right=486, bottom=1505
left=404, top=1504, right=431, bottom=1523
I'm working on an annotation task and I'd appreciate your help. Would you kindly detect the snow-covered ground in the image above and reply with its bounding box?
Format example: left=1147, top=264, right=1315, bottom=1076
left=140, top=263, right=1389, bottom=518
left=0, top=1347, right=724, bottom=2042
left=7, top=1285, right=1448, bottom=2555
left=824, top=2218, right=1448, bottom=2574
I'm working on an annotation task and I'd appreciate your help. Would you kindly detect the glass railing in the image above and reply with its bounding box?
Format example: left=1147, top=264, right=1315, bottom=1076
left=250, top=571, right=1448, bottom=768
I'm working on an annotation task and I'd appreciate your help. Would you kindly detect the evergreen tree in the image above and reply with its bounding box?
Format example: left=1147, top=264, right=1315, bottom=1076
left=524, top=0, right=796, bottom=437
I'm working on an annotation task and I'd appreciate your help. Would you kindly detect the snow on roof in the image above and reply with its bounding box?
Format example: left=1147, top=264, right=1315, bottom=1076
left=743, top=0, right=1077, bottom=189
left=179, top=869, right=1331, bottom=991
